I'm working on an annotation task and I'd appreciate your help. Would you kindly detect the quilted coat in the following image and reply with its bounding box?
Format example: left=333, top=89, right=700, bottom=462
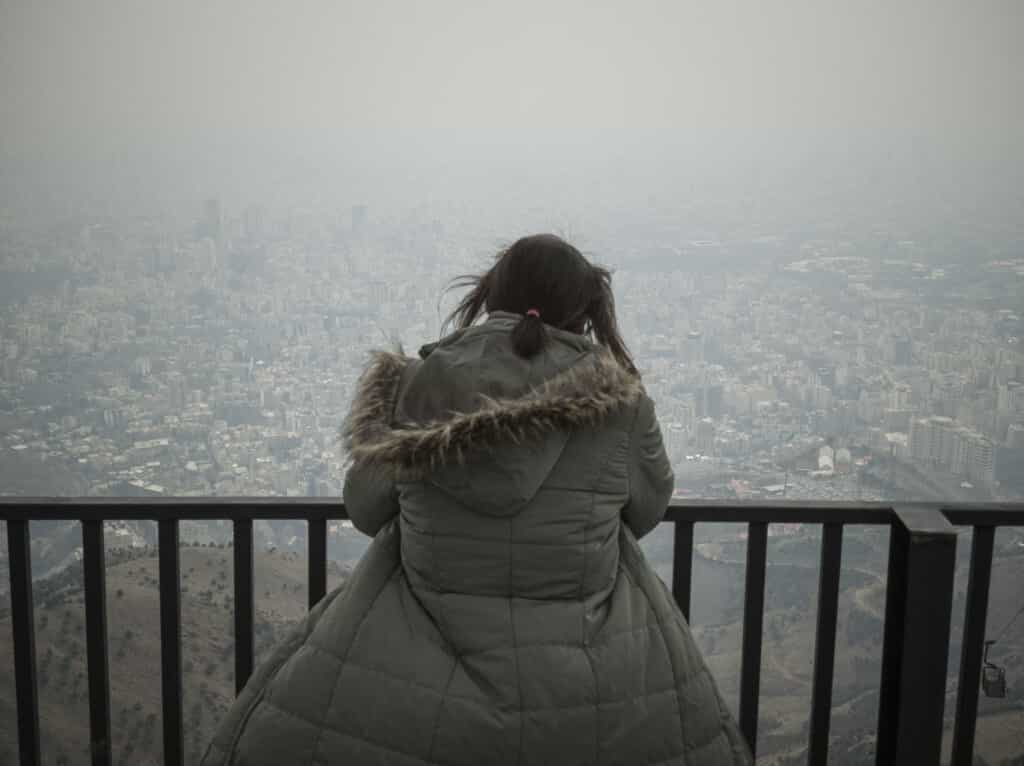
left=201, top=312, right=752, bottom=766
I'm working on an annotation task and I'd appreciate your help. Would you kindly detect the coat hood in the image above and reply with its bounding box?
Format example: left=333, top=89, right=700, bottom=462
left=341, top=322, right=643, bottom=515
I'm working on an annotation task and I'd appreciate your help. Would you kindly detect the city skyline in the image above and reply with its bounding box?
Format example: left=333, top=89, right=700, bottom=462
left=1, top=193, right=1021, bottom=510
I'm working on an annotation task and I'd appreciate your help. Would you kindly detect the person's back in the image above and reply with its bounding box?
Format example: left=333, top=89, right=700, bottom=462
left=201, top=234, right=752, bottom=766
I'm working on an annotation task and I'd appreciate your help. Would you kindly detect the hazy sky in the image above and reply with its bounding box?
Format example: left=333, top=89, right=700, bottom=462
left=2, top=0, right=1022, bottom=212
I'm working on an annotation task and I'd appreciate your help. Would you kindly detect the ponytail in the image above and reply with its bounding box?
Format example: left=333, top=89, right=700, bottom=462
left=442, top=234, right=636, bottom=373
left=511, top=309, right=548, bottom=359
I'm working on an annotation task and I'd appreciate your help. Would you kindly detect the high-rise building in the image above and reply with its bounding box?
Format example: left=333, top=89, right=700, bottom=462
left=664, top=423, right=687, bottom=463
left=997, top=381, right=1022, bottom=413
left=951, top=427, right=973, bottom=477
left=966, top=435, right=995, bottom=484
left=910, top=416, right=995, bottom=484
left=892, top=337, right=913, bottom=366
left=996, top=445, right=1024, bottom=493
left=201, top=198, right=222, bottom=241
left=678, top=395, right=696, bottom=431
left=351, top=204, right=368, bottom=235
left=818, top=445, right=835, bottom=472
left=909, top=416, right=934, bottom=462
left=368, top=280, right=389, bottom=305
left=889, top=384, right=912, bottom=410
left=243, top=204, right=265, bottom=240
left=811, top=384, right=833, bottom=411
left=884, top=408, right=913, bottom=432
left=696, top=383, right=723, bottom=419
left=695, top=418, right=716, bottom=455
left=168, top=373, right=186, bottom=411
left=816, top=366, right=836, bottom=389
left=835, top=448, right=852, bottom=473
left=684, top=330, right=704, bottom=366
left=910, top=416, right=956, bottom=466
left=1007, top=423, right=1024, bottom=449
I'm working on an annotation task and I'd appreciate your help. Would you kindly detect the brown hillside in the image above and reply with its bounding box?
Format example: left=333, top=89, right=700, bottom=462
left=0, top=545, right=348, bottom=766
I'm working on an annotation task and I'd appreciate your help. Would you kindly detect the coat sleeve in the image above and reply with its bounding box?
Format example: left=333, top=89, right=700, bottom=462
left=621, top=392, right=675, bottom=540
left=341, top=352, right=416, bottom=537
left=343, top=461, right=400, bottom=537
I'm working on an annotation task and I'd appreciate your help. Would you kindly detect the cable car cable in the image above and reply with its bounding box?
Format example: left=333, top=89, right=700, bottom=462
left=992, top=601, right=1024, bottom=644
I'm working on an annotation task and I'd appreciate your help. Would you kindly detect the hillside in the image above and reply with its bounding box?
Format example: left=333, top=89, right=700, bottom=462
left=0, top=451, right=90, bottom=498
left=643, top=524, right=1024, bottom=766
left=0, top=545, right=349, bottom=766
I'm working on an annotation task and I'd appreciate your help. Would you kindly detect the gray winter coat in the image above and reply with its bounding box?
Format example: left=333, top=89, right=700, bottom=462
left=201, top=312, right=752, bottom=766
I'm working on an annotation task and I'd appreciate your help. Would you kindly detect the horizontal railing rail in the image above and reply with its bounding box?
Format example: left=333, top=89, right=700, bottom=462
left=2, top=498, right=1022, bottom=766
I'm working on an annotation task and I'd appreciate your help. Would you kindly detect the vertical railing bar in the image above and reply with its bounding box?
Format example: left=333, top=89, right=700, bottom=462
left=672, top=520, right=694, bottom=622
left=808, top=522, right=843, bottom=765
left=233, top=518, right=254, bottom=695
left=739, top=520, right=768, bottom=758
left=82, top=519, right=112, bottom=766
left=7, top=520, right=41, bottom=766
left=308, top=518, right=327, bottom=612
left=876, top=518, right=908, bottom=765
left=951, top=525, right=996, bottom=766
left=158, top=518, right=184, bottom=766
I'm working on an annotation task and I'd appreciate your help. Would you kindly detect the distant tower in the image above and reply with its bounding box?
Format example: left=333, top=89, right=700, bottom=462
left=351, top=204, right=368, bottom=236
left=702, top=383, right=724, bottom=420
left=816, top=366, right=836, bottom=389
left=665, top=423, right=687, bottom=463
left=243, top=204, right=265, bottom=240
left=892, top=337, right=913, bottom=366
left=685, top=330, right=704, bottom=366
left=200, top=198, right=222, bottom=242
left=1007, top=423, right=1024, bottom=449
left=695, top=418, right=716, bottom=455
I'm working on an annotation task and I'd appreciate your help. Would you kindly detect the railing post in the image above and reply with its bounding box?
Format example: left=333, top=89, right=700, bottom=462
left=308, top=517, right=327, bottom=611
left=7, top=520, right=41, bottom=766
left=158, top=519, right=184, bottom=766
left=808, top=522, right=843, bottom=765
left=233, top=518, right=255, bottom=695
left=82, top=520, right=112, bottom=766
left=671, top=520, right=694, bottom=622
left=739, top=521, right=768, bottom=758
left=951, top=525, right=995, bottom=766
left=876, top=507, right=957, bottom=766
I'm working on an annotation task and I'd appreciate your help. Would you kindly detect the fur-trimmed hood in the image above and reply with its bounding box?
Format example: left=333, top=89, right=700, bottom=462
left=341, top=345, right=643, bottom=475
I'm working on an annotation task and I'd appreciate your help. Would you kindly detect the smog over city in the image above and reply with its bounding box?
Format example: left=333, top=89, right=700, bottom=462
left=1, top=1, right=1023, bottom=764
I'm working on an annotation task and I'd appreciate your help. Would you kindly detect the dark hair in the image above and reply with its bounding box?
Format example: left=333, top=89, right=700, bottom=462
left=444, top=233, right=636, bottom=374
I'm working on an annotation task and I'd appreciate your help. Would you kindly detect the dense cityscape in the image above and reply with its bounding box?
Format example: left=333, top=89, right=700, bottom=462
left=1, top=197, right=1021, bottom=516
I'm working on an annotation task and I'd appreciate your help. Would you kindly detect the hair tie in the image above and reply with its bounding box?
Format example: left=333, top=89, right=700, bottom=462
left=526, top=309, right=540, bottom=319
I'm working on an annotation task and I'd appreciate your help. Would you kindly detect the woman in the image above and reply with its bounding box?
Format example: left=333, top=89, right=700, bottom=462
left=202, top=234, right=752, bottom=766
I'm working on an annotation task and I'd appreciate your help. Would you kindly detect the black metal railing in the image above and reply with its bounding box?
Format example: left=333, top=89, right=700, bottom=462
left=3, top=498, right=1023, bottom=766
left=942, top=506, right=1024, bottom=766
